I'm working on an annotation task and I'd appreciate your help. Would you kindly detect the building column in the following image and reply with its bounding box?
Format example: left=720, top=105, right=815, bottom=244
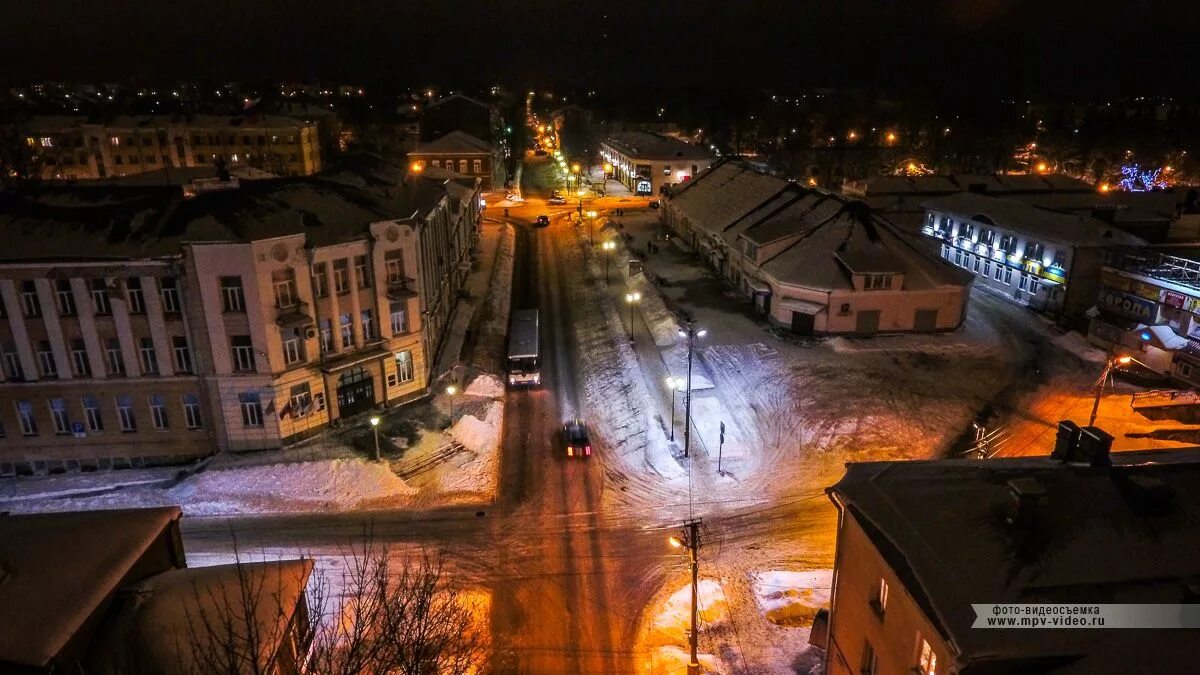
left=33, top=279, right=71, bottom=380
left=325, top=264, right=343, bottom=354
left=109, top=280, right=142, bottom=377
left=141, top=275, right=175, bottom=375
left=70, top=278, right=108, bottom=378
left=0, top=280, right=39, bottom=380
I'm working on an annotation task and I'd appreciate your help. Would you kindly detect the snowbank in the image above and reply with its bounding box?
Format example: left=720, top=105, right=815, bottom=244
left=652, top=579, right=728, bottom=640
left=1051, top=330, right=1108, bottom=364
left=439, top=401, right=503, bottom=497
left=752, top=570, right=832, bottom=627
left=647, top=646, right=723, bottom=674
left=448, top=401, right=503, bottom=454
left=166, top=458, right=416, bottom=516
left=465, top=373, right=506, bottom=399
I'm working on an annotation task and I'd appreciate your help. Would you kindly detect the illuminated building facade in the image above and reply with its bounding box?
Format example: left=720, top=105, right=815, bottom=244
left=600, top=131, right=713, bottom=196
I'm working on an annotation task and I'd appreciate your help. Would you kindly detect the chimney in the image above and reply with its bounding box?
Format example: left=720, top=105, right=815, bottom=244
left=1077, top=426, right=1114, bottom=467
left=1051, top=420, right=1081, bottom=461
left=1006, top=477, right=1047, bottom=526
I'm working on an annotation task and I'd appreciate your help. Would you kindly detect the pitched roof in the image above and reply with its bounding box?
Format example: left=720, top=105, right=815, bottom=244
left=426, top=93, right=491, bottom=112
left=602, top=131, right=712, bottom=160
left=411, top=130, right=493, bottom=155
left=924, top=191, right=1146, bottom=247
left=829, top=449, right=1200, bottom=673
left=0, top=507, right=183, bottom=668
left=667, top=162, right=790, bottom=238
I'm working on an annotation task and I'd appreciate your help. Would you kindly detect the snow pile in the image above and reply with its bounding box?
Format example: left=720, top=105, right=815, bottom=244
left=1051, top=330, right=1108, bottom=364
left=166, top=458, right=417, bottom=516
left=464, top=373, right=505, bottom=399
left=448, top=401, right=503, bottom=454
left=475, top=224, right=515, bottom=375
left=652, top=579, right=729, bottom=641
left=646, top=646, right=723, bottom=674
left=752, top=570, right=832, bottom=627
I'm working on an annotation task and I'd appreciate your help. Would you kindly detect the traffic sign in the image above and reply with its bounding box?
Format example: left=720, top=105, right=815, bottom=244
left=72, top=421, right=86, bottom=438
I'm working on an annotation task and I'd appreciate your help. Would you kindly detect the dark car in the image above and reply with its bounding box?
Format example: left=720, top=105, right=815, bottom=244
left=562, top=419, right=592, bottom=458
left=648, top=199, right=661, bottom=209
left=535, top=214, right=551, bottom=227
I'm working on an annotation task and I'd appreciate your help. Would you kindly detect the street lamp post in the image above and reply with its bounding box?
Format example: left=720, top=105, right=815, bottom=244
left=666, top=376, right=685, bottom=441
left=1089, top=354, right=1133, bottom=427
left=602, top=240, right=616, bottom=282
left=625, top=292, right=642, bottom=344
left=446, top=384, right=458, bottom=422
left=586, top=210, right=598, bottom=246
left=369, top=416, right=382, bottom=462
left=678, top=322, right=707, bottom=459
left=669, top=520, right=703, bottom=675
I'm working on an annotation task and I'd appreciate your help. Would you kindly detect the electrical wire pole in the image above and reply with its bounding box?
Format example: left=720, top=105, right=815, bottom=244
left=670, top=519, right=703, bottom=675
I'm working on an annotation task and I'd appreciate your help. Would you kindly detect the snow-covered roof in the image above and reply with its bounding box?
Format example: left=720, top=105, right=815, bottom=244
left=755, top=198, right=970, bottom=292
left=0, top=506, right=183, bottom=668
left=667, top=162, right=790, bottom=239
left=86, top=559, right=314, bottom=674
left=411, top=130, right=493, bottom=155
left=924, top=192, right=1146, bottom=248
left=855, top=173, right=1094, bottom=196
left=829, top=449, right=1200, bottom=673
left=602, top=131, right=712, bottom=161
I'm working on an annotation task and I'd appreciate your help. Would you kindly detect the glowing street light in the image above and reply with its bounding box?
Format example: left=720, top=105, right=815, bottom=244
left=410, top=161, right=424, bottom=173
left=625, top=292, right=642, bottom=343
left=446, top=384, right=459, bottom=420
left=677, top=322, right=706, bottom=458
left=602, top=240, right=616, bottom=282
left=1089, top=354, right=1133, bottom=427
left=369, top=416, right=382, bottom=462
left=885, top=131, right=897, bottom=144
left=665, top=376, right=686, bottom=441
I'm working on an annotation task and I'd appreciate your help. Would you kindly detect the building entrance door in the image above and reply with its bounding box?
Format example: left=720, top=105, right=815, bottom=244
left=791, top=311, right=815, bottom=336
left=336, top=367, right=376, bottom=419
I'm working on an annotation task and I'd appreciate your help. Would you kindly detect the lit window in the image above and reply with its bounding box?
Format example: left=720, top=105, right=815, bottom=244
left=875, top=578, right=889, bottom=614
left=183, top=393, right=203, bottom=429
left=83, top=395, right=104, bottom=431
left=395, top=350, right=414, bottom=383
left=16, top=400, right=38, bottom=435
left=918, top=637, right=937, bottom=675
left=116, top=394, right=137, bottom=432
left=49, top=398, right=70, bottom=434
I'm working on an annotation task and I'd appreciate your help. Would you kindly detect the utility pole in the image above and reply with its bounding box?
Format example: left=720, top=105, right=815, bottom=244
left=669, top=519, right=703, bottom=675
left=678, top=322, right=706, bottom=459
left=1089, top=354, right=1132, bottom=427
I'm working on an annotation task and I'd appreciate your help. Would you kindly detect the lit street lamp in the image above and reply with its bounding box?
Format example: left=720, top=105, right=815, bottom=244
left=677, top=322, right=707, bottom=459
left=586, top=209, right=598, bottom=245
left=446, top=384, right=459, bottom=421
left=665, top=376, right=686, bottom=441
left=602, top=240, right=616, bottom=282
left=369, top=416, right=382, bottom=462
left=1089, top=354, right=1133, bottom=427
left=669, top=520, right=703, bottom=675
left=625, top=292, right=642, bottom=343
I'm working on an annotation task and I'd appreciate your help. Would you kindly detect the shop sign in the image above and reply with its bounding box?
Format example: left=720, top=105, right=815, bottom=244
left=1162, top=290, right=1188, bottom=309
left=1098, top=286, right=1157, bottom=321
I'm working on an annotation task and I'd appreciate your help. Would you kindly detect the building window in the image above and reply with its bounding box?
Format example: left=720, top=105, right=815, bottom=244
left=220, top=276, right=245, bottom=312
left=83, top=395, right=103, bottom=431
left=1018, top=273, right=1029, bottom=292
left=1024, top=241, right=1045, bottom=261
left=458, top=159, right=468, bottom=173
left=319, top=319, right=333, bottom=353
left=874, top=578, right=889, bottom=615
left=39, top=136, right=54, bottom=148
left=183, top=393, right=203, bottom=429
left=340, top=314, right=353, bottom=348
left=116, top=394, right=137, bottom=432
left=861, top=642, right=878, bottom=675
left=91, top=279, right=111, bottom=314
left=150, top=394, right=169, bottom=430
left=173, top=336, right=193, bottom=373
left=354, top=255, right=371, bottom=289
left=126, top=279, right=146, bottom=314
left=395, top=350, right=414, bottom=383
left=289, top=383, right=313, bottom=417
left=161, top=277, right=181, bottom=313
left=1000, top=234, right=1018, bottom=255
left=282, top=327, right=305, bottom=365
left=16, top=400, right=37, bottom=435
left=940, top=244, right=950, bottom=260
left=917, top=637, right=937, bottom=675
left=993, top=264, right=1003, bottom=282
left=360, top=309, right=375, bottom=341
left=239, top=391, right=264, bottom=427
left=136, top=338, right=157, bottom=374
left=333, top=260, right=350, bottom=294
left=390, top=301, right=408, bottom=334
left=49, top=398, right=70, bottom=434
left=105, top=338, right=125, bottom=375
left=972, top=256, right=981, bottom=273
left=1030, top=278, right=1041, bottom=294
left=56, top=280, right=77, bottom=315
left=273, top=269, right=297, bottom=308
left=311, top=263, right=328, bottom=298
left=1003, top=267, right=1014, bottom=285
left=863, top=274, right=892, bottom=291
left=37, top=341, right=57, bottom=378
left=21, top=281, right=41, bottom=317
left=71, top=339, right=91, bottom=376
left=954, top=249, right=962, bottom=266
left=472, top=159, right=482, bottom=174
left=4, top=346, right=23, bottom=380
left=231, top=335, right=256, bottom=372
left=982, top=260, right=991, bottom=278
left=385, top=250, right=407, bottom=283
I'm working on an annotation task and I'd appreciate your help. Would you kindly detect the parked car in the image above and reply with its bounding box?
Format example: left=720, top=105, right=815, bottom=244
left=648, top=199, right=661, bottom=209
left=548, top=195, right=568, bottom=205
left=562, top=419, right=592, bottom=458
left=535, top=215, right=551, bottom=227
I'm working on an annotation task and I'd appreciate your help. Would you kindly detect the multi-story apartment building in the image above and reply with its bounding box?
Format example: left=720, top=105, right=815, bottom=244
left=0, top=166, right=480, bottom=475
left=21, top=114, right=323, bottom=181
left=921, top=192, right=1144, bottom=319
left=408, top=131, right=505, bottom=190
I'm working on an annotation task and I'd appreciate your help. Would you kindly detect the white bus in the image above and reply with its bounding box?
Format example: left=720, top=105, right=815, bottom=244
left=507, top=309, right=541, bottom=387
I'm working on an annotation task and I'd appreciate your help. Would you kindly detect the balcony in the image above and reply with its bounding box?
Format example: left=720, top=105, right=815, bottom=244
left=275, top=300, right=314, bottom=329
left=387, top=276, right=418, bottom=300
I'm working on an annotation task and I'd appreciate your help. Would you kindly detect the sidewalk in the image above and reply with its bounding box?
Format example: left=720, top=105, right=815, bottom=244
left=432, top=218, right=513, bottom=381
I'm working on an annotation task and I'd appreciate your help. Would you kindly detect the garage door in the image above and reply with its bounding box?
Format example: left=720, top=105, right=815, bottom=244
left=856, top=310, right=881, bottom=334
left=791, top=311, right=815, bottom=336
left=914, top=309, right=938, bottom=332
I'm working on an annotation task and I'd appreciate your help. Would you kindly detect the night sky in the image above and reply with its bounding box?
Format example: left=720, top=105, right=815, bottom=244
left=2, top=0, right=1196, bottom=97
